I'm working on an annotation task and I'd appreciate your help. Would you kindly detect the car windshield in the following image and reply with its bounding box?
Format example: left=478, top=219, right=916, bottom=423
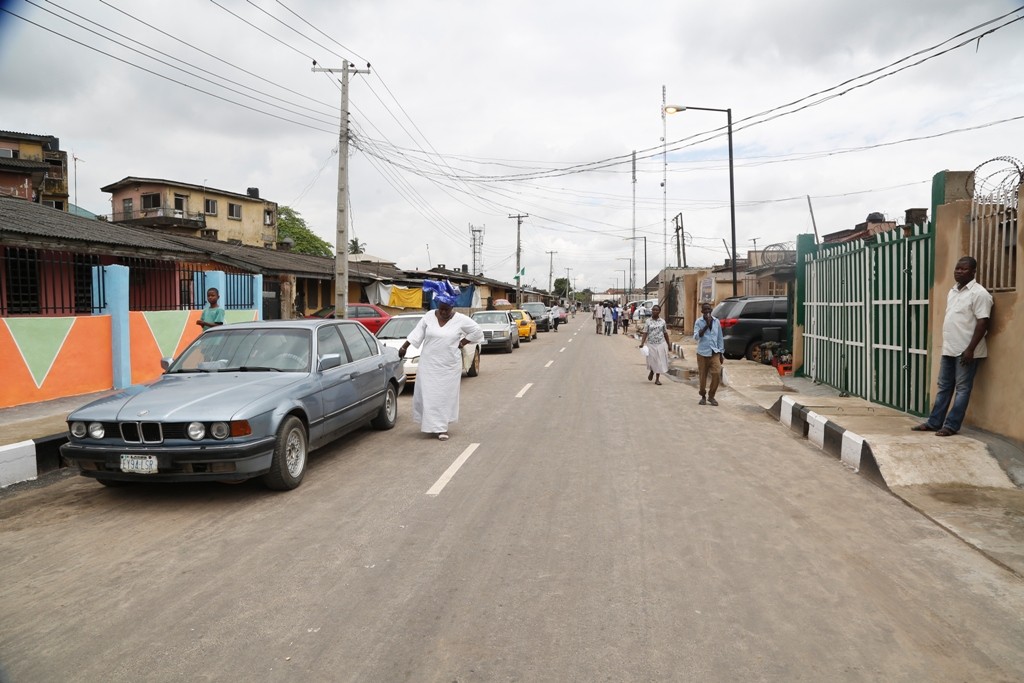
left=376, top=316, right=421, bottom=340
left=473, top=312, right=508, bottom=325
left=309, top=306, right=335, bottom=318
left=171, top=328, right=312, bottom=373
left=521, top=304, right=544, bottom=315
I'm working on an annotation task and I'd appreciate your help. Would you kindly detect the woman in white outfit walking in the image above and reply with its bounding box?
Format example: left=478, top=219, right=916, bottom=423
left=399, top=297, right=483, bottom=440
left=639, top=305, right=671, bottom=385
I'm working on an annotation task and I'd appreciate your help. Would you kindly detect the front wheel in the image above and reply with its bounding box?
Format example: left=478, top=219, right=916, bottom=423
left=263, top=416, right=307, bottom=490
left=505, top=338, right=514, bottom=353
left=467, top=348, right=480, bottom=377
left=371, top=383, right=398, bottom=429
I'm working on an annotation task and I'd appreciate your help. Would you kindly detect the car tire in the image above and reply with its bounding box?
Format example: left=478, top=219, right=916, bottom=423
left=745, top=340, right=764, bottom=363
left=467, top=348, right=480, bottom=377
left=532, top=330, right=537, bottom=340
left=371, top=383, right=398, bottom=430
left=263, top=415, right=307, bottom=491
left=505, top=338, right=514, bottom=353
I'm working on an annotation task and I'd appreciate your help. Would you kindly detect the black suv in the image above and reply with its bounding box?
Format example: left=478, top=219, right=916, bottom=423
left=520, top=302, right=551, bottom=332
left=711, top=295, right=789, bottom=361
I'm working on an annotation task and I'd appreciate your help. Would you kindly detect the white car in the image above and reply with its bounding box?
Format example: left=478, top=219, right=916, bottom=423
left=375, top=313, right=481, bottom=386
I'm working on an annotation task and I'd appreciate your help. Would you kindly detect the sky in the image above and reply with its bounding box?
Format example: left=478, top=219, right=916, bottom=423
left=2, top=0, right=1022, bottom=295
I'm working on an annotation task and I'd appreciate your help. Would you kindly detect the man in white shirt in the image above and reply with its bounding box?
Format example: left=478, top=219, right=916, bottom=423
left=913, top=256, right=992, bottom=437
left=593, top=304, right=603, bottom=334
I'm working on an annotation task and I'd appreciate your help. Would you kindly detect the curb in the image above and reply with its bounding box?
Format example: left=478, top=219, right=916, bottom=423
left=0, top=433, right=68, bottom=489
left=773, top=395, right=883, bottom=485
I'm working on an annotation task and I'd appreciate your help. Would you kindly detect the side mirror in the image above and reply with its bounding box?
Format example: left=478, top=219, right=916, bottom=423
left=160, top=357, right=174, bottom=371
left=318, top=353, right=342, bottom=371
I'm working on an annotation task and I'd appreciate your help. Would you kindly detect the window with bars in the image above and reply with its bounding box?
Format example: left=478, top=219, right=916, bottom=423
left=1, top=248, right=101, bottom=315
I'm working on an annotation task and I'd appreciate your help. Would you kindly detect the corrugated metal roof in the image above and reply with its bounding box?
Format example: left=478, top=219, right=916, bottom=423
left=0, top=195, right=205, bottom=254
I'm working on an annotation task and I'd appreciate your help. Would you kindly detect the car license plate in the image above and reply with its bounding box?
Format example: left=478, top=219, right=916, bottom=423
left=120, top=454, right=158, bottom=474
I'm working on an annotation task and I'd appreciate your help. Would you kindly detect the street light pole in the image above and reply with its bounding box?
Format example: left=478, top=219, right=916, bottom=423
left=664, top=104, right=737, bottom=294
left=617, top=257, right=632, bottom=299
left=616, top=270, right=626, bottom=304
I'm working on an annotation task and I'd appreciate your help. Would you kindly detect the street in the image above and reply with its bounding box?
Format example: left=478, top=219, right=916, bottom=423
left=2, top=320, right=1024, bottom=682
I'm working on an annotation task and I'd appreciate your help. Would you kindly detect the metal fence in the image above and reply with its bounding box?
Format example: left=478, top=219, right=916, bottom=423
left=0, top=247, right=105, bottom=316
left=801, top=222, right=933, bottom=415
left=1, top=248, right=256, bottom=316
left=970, top=157, right=1020, bottom=292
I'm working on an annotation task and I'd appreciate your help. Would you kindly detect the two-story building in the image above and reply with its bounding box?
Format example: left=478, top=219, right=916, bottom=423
left=0, top=131, right=69, bottom=210
left=100, top=176, right=277, bottom=247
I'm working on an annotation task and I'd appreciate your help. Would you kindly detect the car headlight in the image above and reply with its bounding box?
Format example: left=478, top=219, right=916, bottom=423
left=187, top=422, right=206, bottom=441
left=210, top=422, right=230, bottom=440
left=495, top=331, right=508, bottom=338
left=87, top=422, right=105, bottom=439
left=70, top=422, right=87, bottom=438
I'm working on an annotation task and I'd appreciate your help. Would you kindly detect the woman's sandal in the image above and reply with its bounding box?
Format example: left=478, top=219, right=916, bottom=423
left=654, top=380, right=662, bottom=385
left=911, top=424, right=936, bottom=432
left=935, top=428, right=957, bottom=437
left=438, top=433, right=450, bottom=441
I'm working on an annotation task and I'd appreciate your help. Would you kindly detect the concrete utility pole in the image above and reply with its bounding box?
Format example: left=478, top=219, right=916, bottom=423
left=546, top=250, right=557, bottom=298
left=565, top=267, right=572, bottom=303
left=631, top=151, right=637, bottom=297
left=313, top=60, right=370, bottom=318
left=673, top=212, right=687, bottom=268
left=510, top=213, right=528, bottom=304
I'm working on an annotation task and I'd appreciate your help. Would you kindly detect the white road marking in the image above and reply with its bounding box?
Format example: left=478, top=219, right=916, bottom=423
left=516, top=383, right=533, bottom=398
left=545, top=360, right=554, bottom=367
left=426, top=443, right=480, bottom=496
left=559, top=347, right=566, bottom=353
left=568, top=338, right=573, bottom=343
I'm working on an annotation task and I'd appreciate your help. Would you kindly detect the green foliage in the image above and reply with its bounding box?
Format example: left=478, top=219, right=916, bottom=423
left=348, top=237, right=366, bottom=254
left=553, top=277, right=572, bottom=297
left=277, top=206, right=332, bottom=257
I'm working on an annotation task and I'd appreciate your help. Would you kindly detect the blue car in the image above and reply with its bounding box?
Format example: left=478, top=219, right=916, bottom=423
left=60, top=319, right=405, bottom=490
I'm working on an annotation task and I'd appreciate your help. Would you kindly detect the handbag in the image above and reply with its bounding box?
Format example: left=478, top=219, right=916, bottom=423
left=640, top=345, right=650, bottom=358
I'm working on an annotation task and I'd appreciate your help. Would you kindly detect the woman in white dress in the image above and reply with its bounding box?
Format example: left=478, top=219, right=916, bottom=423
left=398, top=298, right=484, bottom=440
left=639, top=305, right=671, bottom=385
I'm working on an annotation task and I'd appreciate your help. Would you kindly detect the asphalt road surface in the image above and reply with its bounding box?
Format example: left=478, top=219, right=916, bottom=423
left=3, top=320, right=1024, bottom=682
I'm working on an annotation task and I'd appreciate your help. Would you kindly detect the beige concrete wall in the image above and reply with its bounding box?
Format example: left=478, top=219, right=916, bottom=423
left=932, top=194, right=1023, bottom=441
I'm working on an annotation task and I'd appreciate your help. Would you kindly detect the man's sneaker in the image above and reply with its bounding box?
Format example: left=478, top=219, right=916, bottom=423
left=708, top=397, right=719, bottom=406
left=698, top=396, right=707, bottom=405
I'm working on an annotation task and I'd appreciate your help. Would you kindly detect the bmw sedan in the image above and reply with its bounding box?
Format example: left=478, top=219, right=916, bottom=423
left=60, top=320, right=405, bottom=490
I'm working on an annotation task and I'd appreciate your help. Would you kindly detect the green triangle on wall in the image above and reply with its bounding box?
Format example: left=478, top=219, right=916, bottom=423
left=4, top=318, right=76, bottom=388
left=142, top=311, right=192, bottom=358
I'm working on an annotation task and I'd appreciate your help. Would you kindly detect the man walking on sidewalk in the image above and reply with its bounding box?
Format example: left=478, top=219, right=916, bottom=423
left=913, top=256, right=992, bottom=437
left=693, top=302, right=725, bottom=405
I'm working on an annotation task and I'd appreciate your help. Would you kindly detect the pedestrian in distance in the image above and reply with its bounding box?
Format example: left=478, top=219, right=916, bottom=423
left=639, top=304, right=671, bottom=385
left=912, top=256, right=992, bottom=437
left=603, top=303, right=614, bottom=335
left=693, top=302, right=725, bottom=406
left=399, top=295, right=484, bottom=441
left=621, top=308, right=630, bottom=336
left=196, top=287, right=224, bottom=330
left=593, top=303, right=604, bottom=334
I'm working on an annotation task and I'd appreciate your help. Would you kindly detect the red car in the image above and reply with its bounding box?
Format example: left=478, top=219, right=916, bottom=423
left=306, top=304, right=391, bottom=334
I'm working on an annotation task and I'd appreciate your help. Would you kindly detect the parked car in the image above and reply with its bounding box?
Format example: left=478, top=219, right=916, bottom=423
left=375, top=313, right=481, bottom=385
left=306, top=303, right=391, bottom=334
left=471, top=310, right=520, bottom=353
left=711, top=295, right=789, bottom=361
left=509, top=309, right=538, bottom=341
left=60, top=320, right=405, bottom=490
left=520, top=301, right=551, bottom=332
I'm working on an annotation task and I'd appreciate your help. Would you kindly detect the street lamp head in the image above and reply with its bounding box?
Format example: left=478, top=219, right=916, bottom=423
left=664, top=104, right=685, bottom=114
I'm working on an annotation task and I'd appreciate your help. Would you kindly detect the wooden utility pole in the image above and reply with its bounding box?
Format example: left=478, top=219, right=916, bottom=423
left=313, top=60, right=370, bottom=318
left=510, top=213, right=527, bottom=304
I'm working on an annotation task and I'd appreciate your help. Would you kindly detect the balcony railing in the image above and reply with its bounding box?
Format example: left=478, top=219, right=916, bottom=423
left=110, top=206, right=207, bottom=226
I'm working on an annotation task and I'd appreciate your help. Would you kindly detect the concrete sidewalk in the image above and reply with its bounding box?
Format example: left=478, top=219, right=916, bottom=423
left=0, top=390, right=114, bottom=489
left=667, top=335, right=1024, bottom=578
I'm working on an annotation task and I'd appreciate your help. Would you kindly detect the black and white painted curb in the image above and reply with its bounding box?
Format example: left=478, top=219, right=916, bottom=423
left=0, top=434, right=67, bottom=489
left=774, top=395, right=874, bottom=475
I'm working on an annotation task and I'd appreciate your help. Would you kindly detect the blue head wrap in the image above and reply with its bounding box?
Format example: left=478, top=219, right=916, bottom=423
left=423, top=279, right=460, bottom=307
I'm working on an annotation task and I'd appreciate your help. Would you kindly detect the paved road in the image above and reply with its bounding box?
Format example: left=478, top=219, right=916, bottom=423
left=2, top=321, right=1023, bottom=682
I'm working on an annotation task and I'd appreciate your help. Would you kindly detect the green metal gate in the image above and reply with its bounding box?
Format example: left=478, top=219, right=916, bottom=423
left=800, top=223, right=933, bottom=415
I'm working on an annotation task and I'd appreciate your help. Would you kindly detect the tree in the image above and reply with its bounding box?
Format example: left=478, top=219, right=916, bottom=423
left=348, top=237, right=366, bottom=254
left=276, top=206, right=332, bottom=257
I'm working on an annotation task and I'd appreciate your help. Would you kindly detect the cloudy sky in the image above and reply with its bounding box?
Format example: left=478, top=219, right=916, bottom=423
left=2, top=0, right=1022, bottom=294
